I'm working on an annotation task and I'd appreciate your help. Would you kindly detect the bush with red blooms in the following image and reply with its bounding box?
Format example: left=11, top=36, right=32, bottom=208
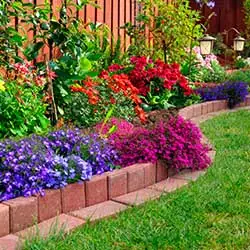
left=100, top=116, right=211, bottom=170
left=106, top=56, right=200, bottom=111
left=69, top=71, right=146, bottom=127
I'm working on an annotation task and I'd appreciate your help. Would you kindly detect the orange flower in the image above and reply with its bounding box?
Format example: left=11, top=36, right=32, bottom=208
left=135, top=105, right=147, bottom=123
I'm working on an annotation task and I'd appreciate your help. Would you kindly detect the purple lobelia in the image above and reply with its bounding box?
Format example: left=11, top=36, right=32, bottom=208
left=196, top=81, right=248, bottom=108
left=0, top=129, right=118, bottom=201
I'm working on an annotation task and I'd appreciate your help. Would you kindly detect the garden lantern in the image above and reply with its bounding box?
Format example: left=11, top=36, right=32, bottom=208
left=199, top=34, right=216, bottom=55
left=233, top=36, right=245, bottom=52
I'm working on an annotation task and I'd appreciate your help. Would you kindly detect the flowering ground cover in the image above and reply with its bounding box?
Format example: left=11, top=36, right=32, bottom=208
left=196, top=81, right=249, bottom=108
left=0, top=129, right=118, bottom=201
left=21, top=110, right=250, bottom=250
left=0, top=115, right=211, bottom=202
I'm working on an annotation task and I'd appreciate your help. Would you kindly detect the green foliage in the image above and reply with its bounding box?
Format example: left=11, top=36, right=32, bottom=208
left=234, top=56, right=250, bottom=69
left=125, top=0, right=202, bottom=63
left=195, top=61, right=226, bottom=83
left=244, top=0, right=250, bottom=39
left=0, top=0, right=28, bottom=67
left=181, top=58, right=201, bottom=81
left=226, top=70, right=250, bottom=84
left=0, top=80, right=49, bottom=138
left=64, top=89, right=135, bottom=128
left=212, top=33, right=231, bottom=56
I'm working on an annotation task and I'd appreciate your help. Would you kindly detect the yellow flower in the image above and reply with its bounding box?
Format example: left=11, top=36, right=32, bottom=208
left=0, top=80, right=5, bottom=91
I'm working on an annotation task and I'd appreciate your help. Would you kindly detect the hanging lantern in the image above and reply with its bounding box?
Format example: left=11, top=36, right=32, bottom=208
left=199, top=34, right=216, bottom=55
left=233, top=36, right=246, bottom=52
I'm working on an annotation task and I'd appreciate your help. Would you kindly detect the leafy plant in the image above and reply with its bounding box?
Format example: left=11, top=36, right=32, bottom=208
left=197, top=61, right=226, bottom=83
left=125, top=0, right=202, bottom=64
left=226, top=70, right=250, bottom=84
left=234, top=56, right=250, bottom=69
left=110, top=115, right=211, bottom=170
left=0, top=129, right=118, bottom=201
left=0, top=62, right=50, bottom=138
left=107, top=56, right=200, bottom=110
left=0, top=0, right=30, bottom=68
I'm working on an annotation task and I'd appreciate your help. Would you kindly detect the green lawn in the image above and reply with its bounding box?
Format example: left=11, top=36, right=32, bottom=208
left=22, top=110, right=250, bottom=250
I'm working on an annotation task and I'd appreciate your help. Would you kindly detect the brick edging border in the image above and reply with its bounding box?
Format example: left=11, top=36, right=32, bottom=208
left=0, top=161, right=171, bottom=236
left=1, top=96, right=250, bottom=240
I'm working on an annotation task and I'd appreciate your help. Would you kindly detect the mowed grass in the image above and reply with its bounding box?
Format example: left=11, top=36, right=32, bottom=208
left=21, top=110, right=250, bottom=250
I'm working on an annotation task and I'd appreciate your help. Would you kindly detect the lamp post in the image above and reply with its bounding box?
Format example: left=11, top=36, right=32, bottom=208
left=223, top=28, right=246, bottom=65
left=223, top=28, right=245, bottom=52
left=188, top=23, right=216, bottom=75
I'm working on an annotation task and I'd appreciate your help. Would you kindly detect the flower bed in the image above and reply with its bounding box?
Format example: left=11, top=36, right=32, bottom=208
left=0, top=114, right=211, bottom=202
left=2, top=97, right=249, bottom=237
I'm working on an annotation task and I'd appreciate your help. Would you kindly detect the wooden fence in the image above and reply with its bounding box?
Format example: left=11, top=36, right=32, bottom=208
left=13, top=0, right=245, bottom=59
left=14, top=0, right=176, bottom=60
left=190, top=0, right=245, bottom=46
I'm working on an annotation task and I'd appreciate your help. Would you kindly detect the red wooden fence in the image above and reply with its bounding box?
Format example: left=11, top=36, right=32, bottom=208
left=13, top=0, right=177, bottom=61
left=190, top=0, right=245, bottom=46
left=13, top=0, right=245, bottom=60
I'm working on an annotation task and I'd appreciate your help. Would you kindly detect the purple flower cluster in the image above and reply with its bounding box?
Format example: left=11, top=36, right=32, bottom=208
left=195, top=0, right=215, bottom=9
left=111, top=126, right=160, bottom=167
left=110, top=116, right=211, bottom=170
left=159, top=116, right=211, bottom=170
left=196, top=81, right=248, bottom=108
left=0, top=129, right=118, bottom=201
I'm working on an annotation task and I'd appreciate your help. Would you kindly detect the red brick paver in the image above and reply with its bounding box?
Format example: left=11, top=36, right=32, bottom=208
left=113, top=188, right=162, bottom=206
left=85, top=175, right=108, bottom=206
left=16, top=214, right=85, bottom=239
left=3, top=197, right=38, bottom=233
left=0, top=234, right=20, bottom=250
left=70, top=200, right=127, bottom=221
left=201, top=103, right=208, bottom=115
left=108, top=170, right=128, bottom=199
left=144, top=163, right=156, bottom=186
left=0, top=204, right=9, bottom=237
left=61, top=182, right=85, bottom=213
left=149, top=178, right=188, bottom=193
left=38, top=189, right=62, bottom=222
left=127, top=165, right=145, bottom=192
left=156, top=160, right=168, bottom=182
left=193, top=104, right=202, bottom=117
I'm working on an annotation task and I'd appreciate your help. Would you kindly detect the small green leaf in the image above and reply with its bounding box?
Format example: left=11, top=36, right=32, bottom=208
left=57, top=106, right=64, bottom=115
left=79, top=57, right=92, bottom=72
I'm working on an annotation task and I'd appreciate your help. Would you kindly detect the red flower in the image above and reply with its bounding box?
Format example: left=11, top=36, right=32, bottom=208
left=108, top=64, right=124, bottom=72
left=99, top=70, right=109, bottom=80
left=135, top=105, right=147, bottom=123
left=47, top=70, right=57, bottom=80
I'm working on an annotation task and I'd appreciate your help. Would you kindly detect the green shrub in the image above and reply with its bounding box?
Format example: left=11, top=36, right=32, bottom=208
left=0, top=80, right=49, bottom=138
left=226, top=70, right=250, bottom=84
left=64, top=92, right=135, bottom=128
left=197, top=61, right=227, bottom=83
left=125, top=0, right=202, bottom=64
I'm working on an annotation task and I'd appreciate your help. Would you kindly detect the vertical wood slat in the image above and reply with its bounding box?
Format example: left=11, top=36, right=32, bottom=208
left=124, top=0, right=131, bottom=50
left=112, top=0, right=119, bottom=44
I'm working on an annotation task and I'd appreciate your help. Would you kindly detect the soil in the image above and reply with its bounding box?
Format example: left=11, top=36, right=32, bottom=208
left=132, top=108, right=179, bottom=129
